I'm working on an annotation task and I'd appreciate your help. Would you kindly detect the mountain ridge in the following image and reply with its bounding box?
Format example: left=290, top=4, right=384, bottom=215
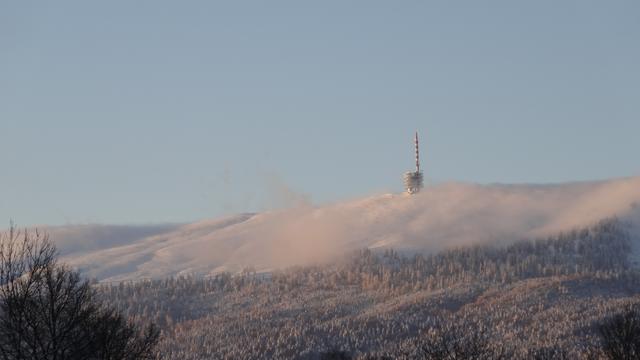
left=44, top=176, right=640, bottom=282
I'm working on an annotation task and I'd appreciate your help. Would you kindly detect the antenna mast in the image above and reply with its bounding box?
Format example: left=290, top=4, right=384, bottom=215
left=404, top=131, right=424, bottom=194
left=415, top=131, right=420, bottom=173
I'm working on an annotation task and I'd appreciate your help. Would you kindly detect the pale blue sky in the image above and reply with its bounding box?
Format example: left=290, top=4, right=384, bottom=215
left=1, top=1, right=639, bottom=226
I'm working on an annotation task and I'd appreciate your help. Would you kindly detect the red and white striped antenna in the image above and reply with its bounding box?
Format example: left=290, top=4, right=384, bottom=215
left=404, top=131, right=424, bottom=194
left=415, top=131, right=420, bottom=173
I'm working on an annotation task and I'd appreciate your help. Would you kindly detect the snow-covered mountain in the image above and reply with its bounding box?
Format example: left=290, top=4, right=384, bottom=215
left=47, top=177, right=640, bottom=282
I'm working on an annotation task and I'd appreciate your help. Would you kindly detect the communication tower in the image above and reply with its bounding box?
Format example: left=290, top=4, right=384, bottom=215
left=404, top=132, right=424, bottom=194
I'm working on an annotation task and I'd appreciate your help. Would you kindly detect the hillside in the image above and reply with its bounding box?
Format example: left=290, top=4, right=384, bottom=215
left=36, top=176, right=640, bottom=358
left=47, top=177, right=640, bottom=282
left=100, top=218, right=640, bottom=359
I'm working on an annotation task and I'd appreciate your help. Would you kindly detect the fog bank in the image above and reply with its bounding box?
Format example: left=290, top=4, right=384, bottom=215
left=49, top=177, right=640, bottom=281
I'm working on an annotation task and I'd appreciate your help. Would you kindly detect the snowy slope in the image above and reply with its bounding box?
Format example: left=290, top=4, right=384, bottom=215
left=47, top=177, right=640, bottom=282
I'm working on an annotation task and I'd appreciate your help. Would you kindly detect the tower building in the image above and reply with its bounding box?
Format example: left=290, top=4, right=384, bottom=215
left=404, top=131, right=424, bottom=194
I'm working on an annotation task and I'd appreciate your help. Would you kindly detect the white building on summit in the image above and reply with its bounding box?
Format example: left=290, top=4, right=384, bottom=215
left=404, top=131, right=424, bottom=194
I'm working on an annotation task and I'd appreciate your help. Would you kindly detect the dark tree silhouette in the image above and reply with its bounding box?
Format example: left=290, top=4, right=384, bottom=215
left=319, top=349, right=352, bottom=360
left=415, top=318, right=506, bottom=360
left=598, top=305, right=640, bottom=360
left=527, top=346, right=570, bottom=360
left=0, top=226, right=159, bottom=360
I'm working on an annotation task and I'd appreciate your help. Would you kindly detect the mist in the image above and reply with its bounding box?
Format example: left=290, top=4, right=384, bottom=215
left=46, top=176, right=640, bottom=282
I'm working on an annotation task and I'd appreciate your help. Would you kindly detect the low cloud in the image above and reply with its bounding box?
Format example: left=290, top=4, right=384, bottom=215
left=41, top=177, right=640, bottom=281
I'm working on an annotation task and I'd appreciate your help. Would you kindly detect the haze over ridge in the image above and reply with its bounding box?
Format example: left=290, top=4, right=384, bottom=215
left=44, top=176, right=640, bottom=282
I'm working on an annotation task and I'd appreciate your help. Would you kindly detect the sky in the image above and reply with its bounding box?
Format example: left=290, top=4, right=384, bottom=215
left=1, top=1, right=639, bottom=226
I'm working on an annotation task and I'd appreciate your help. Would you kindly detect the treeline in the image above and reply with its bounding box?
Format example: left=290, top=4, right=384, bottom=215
left=273, top=218, right=631, bottom=293
left=101, top=217, right=632, bottom=303
left=95, top=218, right=640, bottom=359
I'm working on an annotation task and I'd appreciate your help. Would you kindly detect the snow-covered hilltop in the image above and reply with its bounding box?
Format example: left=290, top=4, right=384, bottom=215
left=48, top=177, right=640, bottom=282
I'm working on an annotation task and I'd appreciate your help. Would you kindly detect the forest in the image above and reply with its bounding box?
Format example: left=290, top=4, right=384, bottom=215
left=95, top=218, right=640, bottom=359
